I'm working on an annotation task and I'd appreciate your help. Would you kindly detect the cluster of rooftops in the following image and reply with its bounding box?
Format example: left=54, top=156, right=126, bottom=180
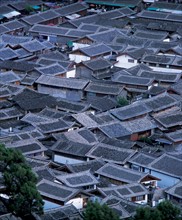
left=0, top=0, right=182, bottom=219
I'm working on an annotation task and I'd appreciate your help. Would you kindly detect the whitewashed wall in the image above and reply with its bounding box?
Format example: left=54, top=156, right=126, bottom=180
left=66, top=197, right=83, bottom=209
left=54, top=154, right=85, bottom=164
left=69, top=54, right=90, bottom=63
left=115, top=54, right=138, bottom=68
left=150, top=170, right=180, bottom=188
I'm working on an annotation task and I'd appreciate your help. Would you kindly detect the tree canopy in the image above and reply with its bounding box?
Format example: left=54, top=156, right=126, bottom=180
left=133, top=200, right=181, bottom=220
left=0, top=144, right=44, bottom=218
left=117, top=96, right=129, bottom=107
left=83, top=201, right=120, bottom=220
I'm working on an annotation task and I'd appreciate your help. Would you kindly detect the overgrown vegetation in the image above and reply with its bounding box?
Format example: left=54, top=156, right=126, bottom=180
left=117, top=96, right=129, bottom=107
left=0, top=144, right=44, bottom=218
left=83, top=201, right=120, bottom=220
left=133, top=200, right=181, bottom=220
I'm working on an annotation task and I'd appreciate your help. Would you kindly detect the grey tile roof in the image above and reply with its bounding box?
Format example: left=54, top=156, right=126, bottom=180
left=56, top=98, right=89, bottom=113
left=0, top=47, right=18, bottom=61
left=99, top=182, right=148, bottom=199
left=120, top=116, right=157, bottom=134
left=85, top=0, right=140, bottom=7
left=101, top=137, right=135, bottom=149
left=98, top=9, right=125, bottom=20
left=173, top=55, right=182, bottom=67
left=82, top=57, right=112, bottom=71
left=137, top=10, right=166, bottom=20
left=149, top=154, right=182, bottom=178
left=36, top=119, right=72, bottom=134
left=37, top=179, right=80, bottom=202
left=6, top=138, right=47, bottom=155
left=55, top=2, right=88, bottom=16
left=0, top=5, right=14, bottom=14
left=20, top=39, right=46, bottom=53
left=165, top=129, right=182, bottom=143
left=110, top=102, right=151, bottom=121
left=0, top=70, right=21, bottom=84
left=39, top=9, right=60, bottom=20
left=128, top=153, right=156, bottom=166
left=40, top=51, right=68, bottom=61
left=149, top=1, right=182, bottom=10
left=147, top=86, right=166, bottom=96
left=148, top=40, right=178, bottom=51
left=20, top=74, right=38, bottom=86
left=141, top=54, right=175, bottom=65
left=71, top=13, right=99, bottom=27
left=126, top=47, right=156, bottom=60
left=0, top=100, right=12, bottom=109
left=29, top=24, right=69, bottom=36
left=128, top=63, right=152, bottom=76
left=56, top=170, right=99, bottom=187
left=133, top=30, right=168, bottom=41
left=87, top=97, right=118, bottom=112
left=42, top=204, right=82, bottom=220
left=38, top=107, right=68, bottom=119
left=84, top=81, right=124, bottom=95
left=35, top=63, right=66, bottom=76
left=53, top=128, right=97, bottom=145
left=166, top=13, right=182, bottom=23
left=0, top=25, right=10, bottom=35
left=139, top=70, right=181, bottom=83
left=3, top=20, right=25, bottom=32
left=66, top=29, right=92, bottom=38
left=36, top=74, right=89, bottom=90
left=103, top=195, right=140, bottom=215
left=115, top=36, right=149, bottom=48
left=87, top=29, right=126, bottom=44
left=34, top=166, right=55, bottom=182
left=12, top=88, right=57, bottom=111
left=147, top=21, right=181, bottom=33
left=143, top=93, right=178, bottom=112
left=0, top=60, right=39, bottom=72
left=119, top=6, right=136, bottom=15
left=26, top=159, right=48, bottom=170
left=15, top=48, right=33, bottom=59
left=52, top=140, right=94, bottom=157
left=112, top=74, right=154, bottom=86
left=79, top=43, right=112, bottom=57
left=86, top=143, right=136, bottom=164
left=72, top=112, right=116, bottom=129
left=0, top=106, right=23, bottom=121
left=41, top=41, right=55, bottom=50
left=154, top=111, right=182, bottom=128
left=96, top=163, right=148, bottom=183
left=9, top=0, right=43, bottom=11
left=37, top=58, right=72, bottom=69
left=0, top=84, right=23, bottom=98
left=78, top=23, right=103, bottom=32
left=98, top=122, right=132, bottom=138
left=21, top=14, right=44, bottom=25
left=66, top=158, right=105, bottom=173
left=165, top=180, right=182, bottom=199
left=21, top=112, right=52, bottom=125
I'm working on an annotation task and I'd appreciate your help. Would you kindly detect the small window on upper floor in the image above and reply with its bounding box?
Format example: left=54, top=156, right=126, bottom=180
left=128, top=59, right=135, bottom=63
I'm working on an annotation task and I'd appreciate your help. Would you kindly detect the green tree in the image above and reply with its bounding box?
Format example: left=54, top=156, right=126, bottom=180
left=0, top=144, right=44, bottom=218
left=83, top=201, right=120, bottom=220
left=133, top=201, right=181, bottom=220
left=117, top=96, right=129, bottom=107
left=139, top=137, right=153, bottom=145
left=134, top=206, right=161, bottom=220
left=156, top=200, right=181, bottom=220
left=25, top=5, right=34, bottom=13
